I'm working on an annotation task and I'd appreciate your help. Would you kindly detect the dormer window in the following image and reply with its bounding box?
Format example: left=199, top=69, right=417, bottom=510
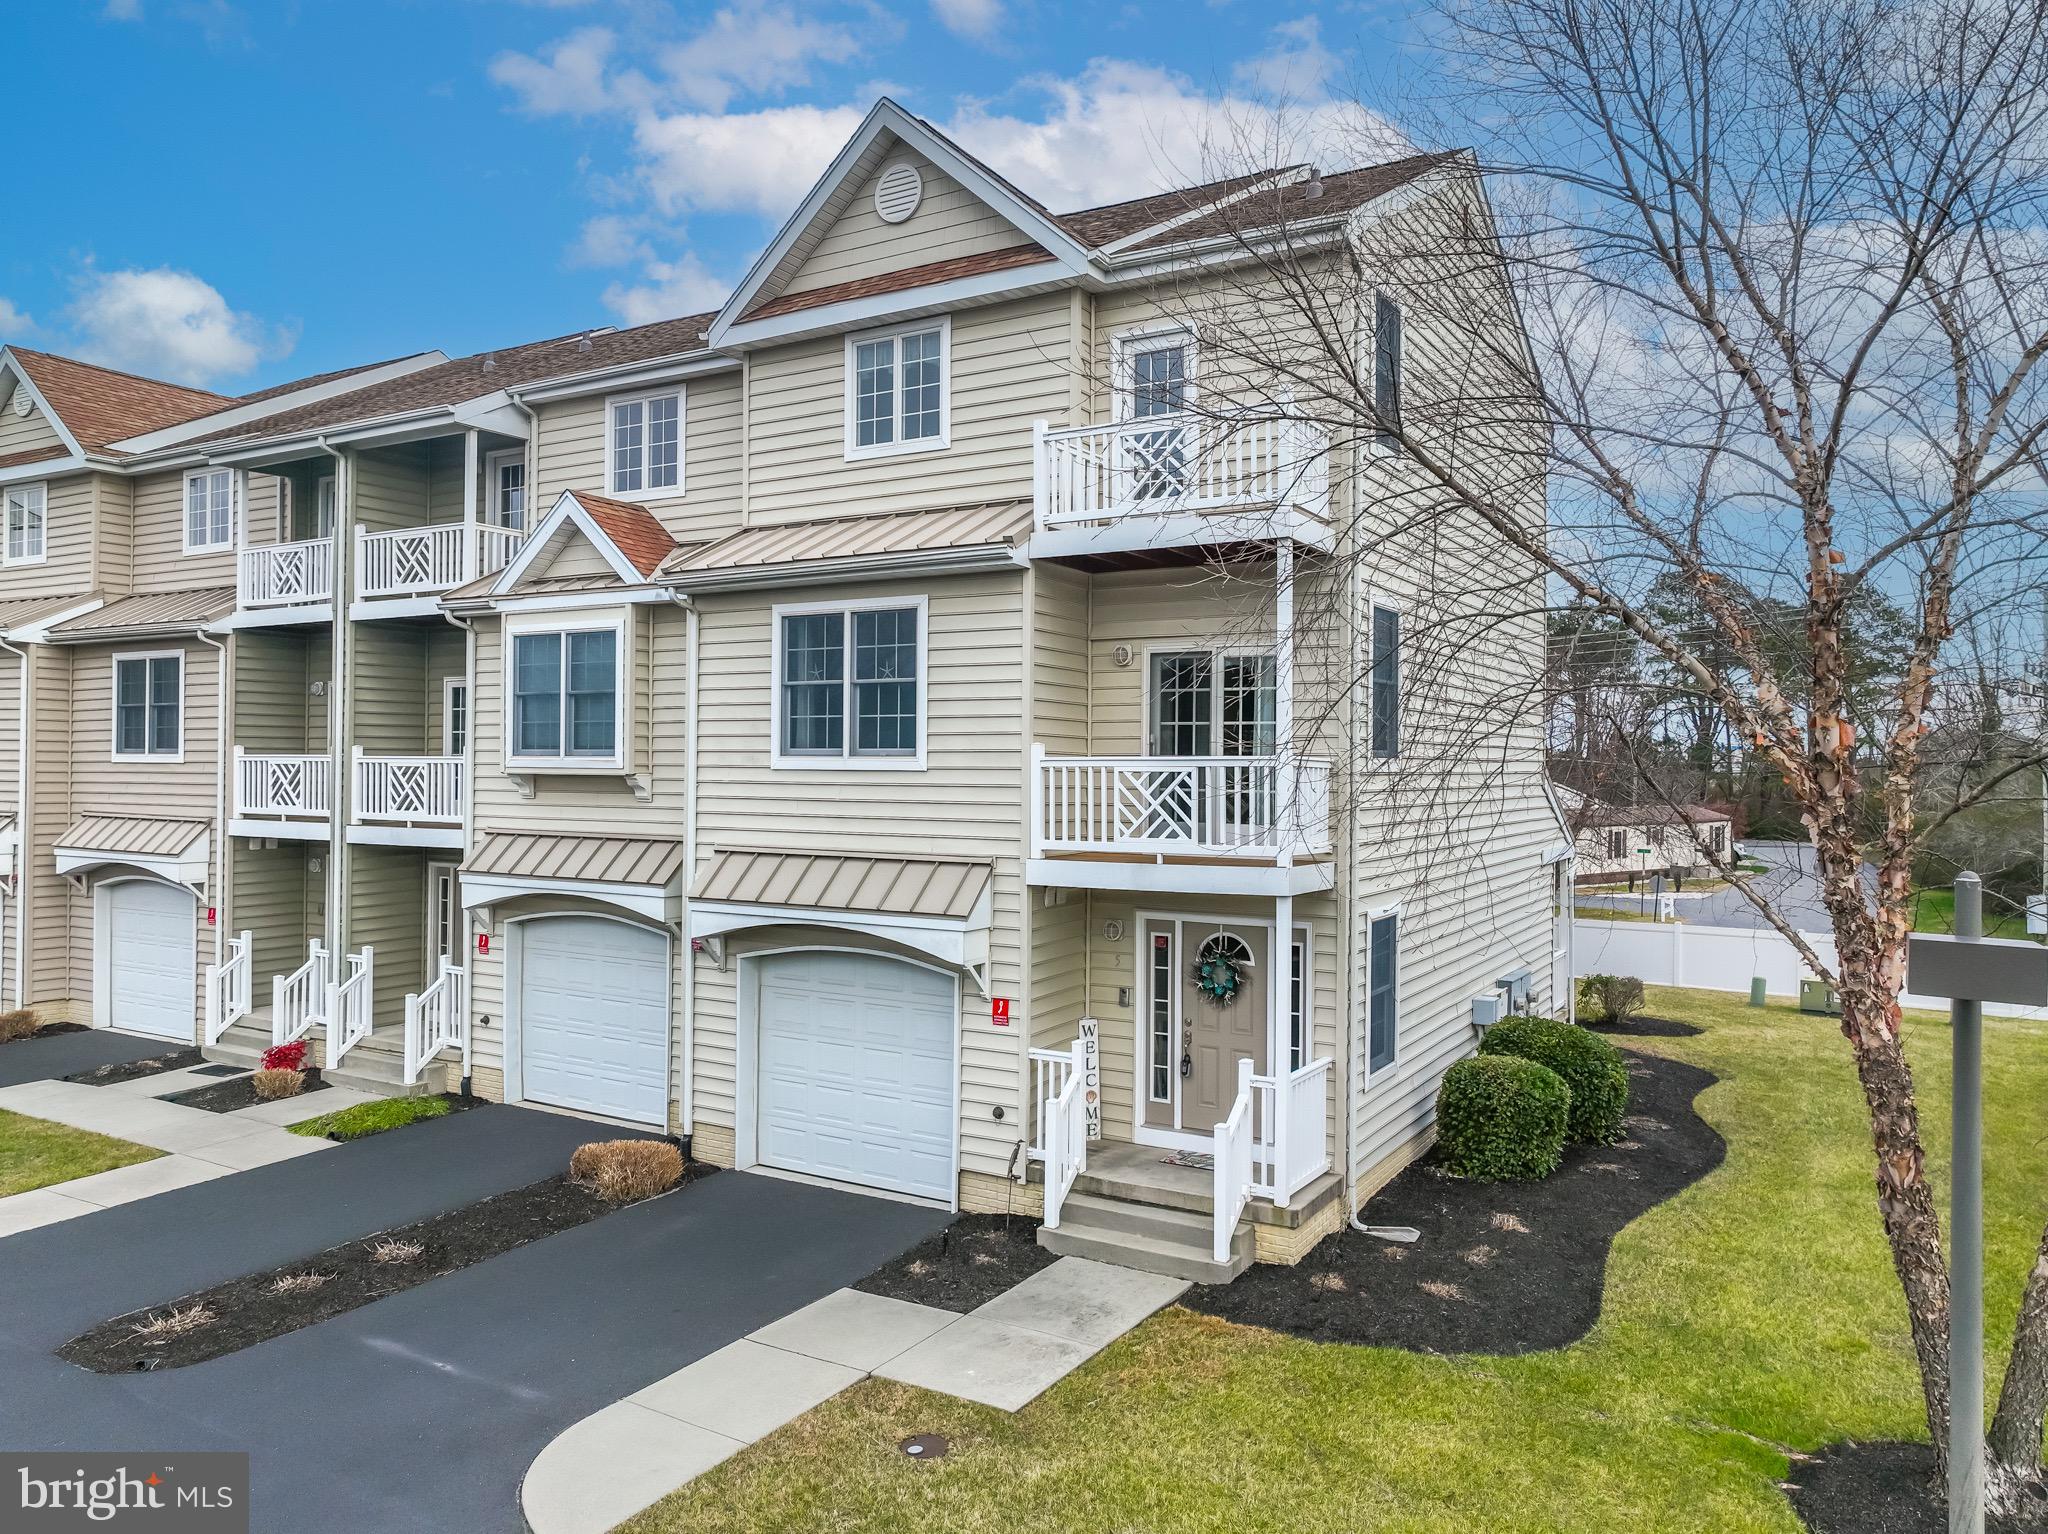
left=183, top=467, right=237, bottom=553
left=608, top=389, right=683, bottom=498
left=4, top=482, right=45, bottom=565
left=844, top=318, right=949, bottom=460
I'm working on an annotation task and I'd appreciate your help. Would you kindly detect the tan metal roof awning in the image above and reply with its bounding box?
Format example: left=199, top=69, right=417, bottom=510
left=54, top=815, right=212, bottom=886
left=460, top=832, right=686, bottom=924
left=47, top=588, right=235, bottom=641
left=662, top=501, right=1031, bottom=592
left=687, top=849, right=993, bottom=988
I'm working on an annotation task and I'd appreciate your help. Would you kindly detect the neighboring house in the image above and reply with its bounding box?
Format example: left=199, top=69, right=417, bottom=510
left=0, top=100, right=1561, bottom=1281
left=1554, top=784, right=1733, bottom=886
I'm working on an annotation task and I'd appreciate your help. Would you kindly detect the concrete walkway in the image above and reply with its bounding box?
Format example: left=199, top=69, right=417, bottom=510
left=522, top=1256, right=1187, bottom=1534
left=0, top=1071, right=379, bottom=1237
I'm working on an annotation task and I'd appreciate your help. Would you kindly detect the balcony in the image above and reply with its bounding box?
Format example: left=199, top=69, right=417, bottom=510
left=238, top=538, right=335, bottom=616
left=354, top=522, right=525, bottom=611
left=231, top=749, right=333, bottom=839
left=1027, top=747, right=1333, bottom=896
left=347, top=749, right=463, bottom=848
left=1031, top=412, right=1331, bottom=561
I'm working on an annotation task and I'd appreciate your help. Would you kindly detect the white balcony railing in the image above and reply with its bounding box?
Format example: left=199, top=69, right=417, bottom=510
left=1030, top=747, right=1331, bottom=860
left=1035, top=411, right=1329, bottom=532
left=352, top=750, right=463, bottom=826
left=239, top=537, right=334, bottom=608
left=235, top=749, right=333, bottom=821
left=355, top=522, right=527, bottom=600
left=405, top=959, right=469, bottom=1086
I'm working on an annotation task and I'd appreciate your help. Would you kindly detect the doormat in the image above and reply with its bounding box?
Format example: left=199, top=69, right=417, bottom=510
left=1162, top=1150, right=1214, bottom=1170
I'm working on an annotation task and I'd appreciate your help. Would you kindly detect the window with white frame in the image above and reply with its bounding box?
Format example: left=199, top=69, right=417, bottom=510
left=486, top=448, right=527, bottom=529
left=509, top=623, right=619, bottom=765
left=1372, top=291, right=1404, bottom=450
left=442, top=677, right=468, bottom=757
left=1368, top=912, right=1398, bottom=1073
left=4, top=481, right=45, bottom=564
left=845, top=318, right=949, bottom=458
left=313, top=474, right=336, bottom=538
left=774, top=599, right=925, bottom=765
left=1289, top=937, right=1307, bottom=1070
left=184, top=467, right=236, bottom=552
left=113, top=653, right=182, bottom=758
left=1370, top=604, right=1401, bottom=759
left=607, top=390, right=682, bottom=497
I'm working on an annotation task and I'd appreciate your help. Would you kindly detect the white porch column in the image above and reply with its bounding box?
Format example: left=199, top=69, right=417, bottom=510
left=1271, top=888, right=1295, bottom=1205
left=461, top=428, right=480, bottom=582
left=1274, top=538, right=1296, bottom=865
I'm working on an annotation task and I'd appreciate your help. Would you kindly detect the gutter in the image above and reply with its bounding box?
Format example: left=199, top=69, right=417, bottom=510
left=672, top=587, right=697, bottom=1139
left=193, top=625, right=229, bottom=980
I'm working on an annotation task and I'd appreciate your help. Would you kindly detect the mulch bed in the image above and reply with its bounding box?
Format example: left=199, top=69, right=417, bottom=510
left=856, top=1214, right=1058, bottom=1312
left=59, top=1161, right=718, bottom=1373
left=160, top=1074, right=332, bottom=1114
left=1784, top=1441, right=2048, bottom=1533
left=64, top=1047, right=206, bottom=1086
left=1, top=1023, right=88, bottom=1047
left=1180, top=1047, right=1724, bottom=1353
left=1589, top=1013, right=1704, bottom=1038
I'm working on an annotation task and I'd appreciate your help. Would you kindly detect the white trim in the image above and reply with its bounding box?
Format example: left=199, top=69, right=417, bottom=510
left=426, top=857, right=461, bottom=976
left=450, top=587, right=669, bottom=616
left=0, top=351, right=88, bottom=460
left=502, top=607, right=630, bottom=774
left=345, top=823, right=465, bottom=849
left=842, top=315, right=951, bottom=461
left=0, top=454, right=82, bottom=486
left=109, top=648, right=186, bottom=763
left=104, top=353, right=449, bottom=454
left=1365, top=905, right=1402, bottom=1081
left=58, top=832, right=210, bottom=889
left=223, top=602, right=335, bottom=632
left=2, top=480, right=48, bottom=566
left=1108, top=324, right=1199, bottom=423
left=483, top=447, right=527, bottom=531
left=181, top=465, right=239, bottom=554
left=1024, top=857, right=1334, bottom=898
left=442, top=675, right=468, bottom=757
left=91, top=874, right=200, bottom=1040
left=460, top=871, right=681, bottom=926
left=501, top=908, right=674, bottom=1127
left=770, top=593, right=928, bottom=771
left=229, top=817, right=328, bottom=842
left=604, top=385, right=686, bottom=502
left=666, top=543, right=1023, bottom=595
left=686, top=880, right=992, bottom=982
left=488, top=489, right=648, bottom=595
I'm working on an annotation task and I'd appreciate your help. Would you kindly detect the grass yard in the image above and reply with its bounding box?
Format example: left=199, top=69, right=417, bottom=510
left=621, top=987, right=2048, bottom=1534
left=287, top=1093, right=452, bottom=1141
left=1912, top=886, right=2040, bottom=942
left=0, top=1108, right=159, bottom=1197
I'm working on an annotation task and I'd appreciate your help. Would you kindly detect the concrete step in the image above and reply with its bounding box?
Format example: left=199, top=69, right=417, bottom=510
left=1038, top=1192, right=1255, bottom=1284
left=204, top=1019, right=428, bottom=1098
left=1057, top=1189, right=1216, bottom=1246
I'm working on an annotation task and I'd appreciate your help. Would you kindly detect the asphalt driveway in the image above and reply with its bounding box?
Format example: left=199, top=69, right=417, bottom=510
left=0, top=1027, right=175, bottom=1087
left=0, top=1103, right=947, bottom=1532
left=1578, top=839, right=1875, bottom=931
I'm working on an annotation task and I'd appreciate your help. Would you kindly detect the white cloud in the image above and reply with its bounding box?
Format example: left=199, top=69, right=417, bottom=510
left=633, top=102, right=867, bottom=217
left=1232, top=16, right=1341, bottom=100
left=568, top=214, right=654, bottom=269
left=602, top=253, right=732, bottom=326
left=0, top=298, right=37, bottom=339
left=103, top=0, right=142, bottom=18
left=657, top=3, right=865, bottom=112
left=67, top=267, right=290, bottom=387
left=932, top=0, right=1004, bottom=43
left=490, top=27, right=642, bottom=117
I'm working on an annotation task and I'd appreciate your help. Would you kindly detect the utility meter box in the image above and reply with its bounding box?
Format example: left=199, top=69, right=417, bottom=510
left=1799, top=977, right=1841, bottom=1016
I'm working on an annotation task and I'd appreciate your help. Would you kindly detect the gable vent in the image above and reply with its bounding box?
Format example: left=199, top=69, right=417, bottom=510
left=11, top=390, right=29, bottom=420
left=874, top=161, right=924, bottom=224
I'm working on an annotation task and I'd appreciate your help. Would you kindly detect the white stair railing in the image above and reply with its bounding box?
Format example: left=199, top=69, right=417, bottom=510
left=1247, top=1056, right=1334, bottom=1207
left=1212, top=1058, right=1257, bottom=1263
left=404, top=959, right=469, bottom=1085
left=1039, top=1038, right=1090, bottom=1230
left=203, top=930, right=252, bottom=1046
left=1026, top=1044, right=1080, bottom=1163
left=272, top=940, right=330, bottom=1046
left=325, top=947, right=374, bottom=1070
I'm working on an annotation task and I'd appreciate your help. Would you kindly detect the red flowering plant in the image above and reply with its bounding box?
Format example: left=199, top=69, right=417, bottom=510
left=260, top=1042, right=309, bottom=1073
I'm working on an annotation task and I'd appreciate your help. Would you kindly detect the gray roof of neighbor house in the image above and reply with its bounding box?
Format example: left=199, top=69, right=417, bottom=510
left=691, top=849, right=992, bottom=921
left=1573, top=801, right=1732, bottom=830
left=55, top=815, right=210, bottom=858
left=45, top=588, right=236, bottom=641
left=464, top=832, right=687, bottom=889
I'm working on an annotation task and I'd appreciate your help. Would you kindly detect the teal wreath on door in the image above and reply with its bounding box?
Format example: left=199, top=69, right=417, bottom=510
left=1193, top=934, right=1249, bottom=1005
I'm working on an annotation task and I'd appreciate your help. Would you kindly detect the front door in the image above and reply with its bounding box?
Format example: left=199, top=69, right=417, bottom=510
left=1141, top=919, right=1270, bottom=1137
left=425, top=860, right=460, bottom=983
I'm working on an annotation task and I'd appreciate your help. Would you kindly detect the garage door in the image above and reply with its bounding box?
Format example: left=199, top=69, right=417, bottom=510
left=519, top=916, right=668, bottom=1126
left=756, top=951, right=955, bottom=1201
left=106, top=879, right=196, bottom=1041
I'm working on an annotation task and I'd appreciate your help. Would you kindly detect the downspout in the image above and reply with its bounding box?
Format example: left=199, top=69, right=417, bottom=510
left=0, top=630, right=28, bottom=1009
left=445, top=607, right=477, bottom=1099
left=675, top=588, right=697, bottom=1142
left=320, top=437, right=348, bottom=973
left=195, top=625, right=229, bottom=977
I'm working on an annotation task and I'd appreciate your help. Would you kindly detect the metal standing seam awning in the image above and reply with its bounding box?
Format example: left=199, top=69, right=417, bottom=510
left=53, top=815, right=212, bottom=889
left=459, top=832, right=687, bottom=925
left=686, top=848, right=995, bottom=993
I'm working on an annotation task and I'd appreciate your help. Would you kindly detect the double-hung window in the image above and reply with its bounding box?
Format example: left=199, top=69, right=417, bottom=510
left=608, top=389, right=682, bottom=497
left=1370, top=604, right=1401, bottom=759
left=4, top=481, right=45, bottom=564
left=510, top=625, right=619, bottom=765
left=775, top=599, right=924, bottom=766
left=184, top=467, right=236, bottom=552
left=1368, top=912, right=1398, bottom=1073
left=113, top=653, right=182, bottom=759
left=845, top=318, right=949, bottom=458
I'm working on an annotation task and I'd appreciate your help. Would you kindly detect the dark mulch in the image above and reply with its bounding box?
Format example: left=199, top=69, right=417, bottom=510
left=2, top=1022, right=88, bottom=1047
left=1784, top=1441, right=2048, bottom=1534
left=1181, top=1048, right=1724, bottom=1353
left=1589, top=1013, right=1704, bottom=1038
left=63, top=1047, right=206, bottom=1086
left=855, top=1213, right=1057, bottom=1312
left=160, top=1073, right=332, bottom=1114
left=58, top=1161, right=718, bottom=1373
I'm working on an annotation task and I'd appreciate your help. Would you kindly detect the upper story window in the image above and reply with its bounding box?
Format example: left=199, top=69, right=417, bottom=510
left=1116, top=328, right=1194, bottom=421
left=1370, top=604, right=1401, bottom=759
left=845, top=318, right=949, bottom=460
left=184, top=467, right=237, bottom=553
left=113, top=652, right=182, bottom=760
left=443, top=677, right=468, bottom=758
left=4, top=481, right=46, bottom=565
left=774, top=598, right=926, bottom=768
left=608, top=389, right=682, bottom=498
left=1148, top=650, right=1275, bottom=758
left=510, top=623, right=620, bottom=767
left=313, top=475, right=336, bottom=538
left=486, top=448, right=527, bottom=530
left=1372, top=291, right=1404, bottom=451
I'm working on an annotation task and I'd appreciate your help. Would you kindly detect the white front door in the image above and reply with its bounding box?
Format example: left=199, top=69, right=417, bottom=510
left=517, top=916, right=668, bottom=1126
left=105, top=879, right=196, bottom=1040
left=753, top=950, right=955, bottom=1201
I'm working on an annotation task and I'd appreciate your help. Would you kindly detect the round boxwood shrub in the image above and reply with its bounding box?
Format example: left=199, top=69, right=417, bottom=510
left=1480, top=1015, right=1630, bottom=1144
left=1435, top=1055, right=1570, bottom=1181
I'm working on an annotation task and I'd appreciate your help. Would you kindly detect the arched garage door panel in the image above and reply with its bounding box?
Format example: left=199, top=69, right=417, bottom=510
left=755, top=950, right=955, bottom=1201
left=106, top=880, right=196, bottom=1041
left=518, top=916, right=668, bottom=1126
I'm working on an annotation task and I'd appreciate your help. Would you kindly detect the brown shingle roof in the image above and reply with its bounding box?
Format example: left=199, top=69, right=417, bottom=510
left=1053, top=167, right=1287, bottom=247
left=566, top=489, right=679, bottom=579
left=1113, top=154, right=1458, bottom=252
left=743, top=244, right=1055, bottom=322
left=9, top=349, right=232, bottom=452
left=0, top=447, right=65, bottom=471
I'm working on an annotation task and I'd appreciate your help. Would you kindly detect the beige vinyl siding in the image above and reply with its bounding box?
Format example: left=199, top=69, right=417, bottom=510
left=349, top=844, right=427, bottom=1024
left=0, top=653, right=20, bottom=1006
left=0, top=474, right=96, bottom=605
left=25, top=646, right=72, bottom=1011
left=127, top=467, right=277, bottom=593
left=779, top=148, right=1030, bottom=299
left=1029, top=565, right=1089, bottom=755
left=0, top=396, right=66, bottom=459
left=422, top=626, right=464, bottom=751
left=530, top=372, right=745, bottom=543
left=424, top=437, right=466, bottom=524
left=745, top=292, right=1076, bottom=524
left=351, top=445, right=432, bottom=535
left=351, top=623, right=446, bottom=755
left=532, top=529, right=615, bottom=581
left=232, top=628, right=326, bottom=753
left=234, top=840, right=321, bottom=986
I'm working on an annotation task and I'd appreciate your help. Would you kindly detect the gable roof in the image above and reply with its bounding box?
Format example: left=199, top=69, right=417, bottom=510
left=7, top=349, right=231, bottom=452
left=1107, top=154, right=1460, bottom=253
left=565, top=489, right=678, bottom=579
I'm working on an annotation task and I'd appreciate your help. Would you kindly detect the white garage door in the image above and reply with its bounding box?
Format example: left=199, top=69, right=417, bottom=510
left=756, top=951, right=955, bottom=1201
left=106, top=879, right=196, bottom=1041
left=518, top=916, right=669, bottom=1126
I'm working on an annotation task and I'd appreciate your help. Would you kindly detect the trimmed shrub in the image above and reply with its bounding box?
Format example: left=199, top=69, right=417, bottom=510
left=251, top=1068, right=306, bottom=1101
left=1436, top=1055, right=1570, bottom=1181
left=1481, top=1015, right=1631, bottom=1144
left=1577, top=973, right=1647, bottom=1027
left=569, top=1139, right=684, bottom=1203
left=0, top=1008, right=43, bottom=1043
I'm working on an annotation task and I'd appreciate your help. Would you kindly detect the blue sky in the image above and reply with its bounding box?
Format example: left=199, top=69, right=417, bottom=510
left=0, top=0, right=1407, bottom=393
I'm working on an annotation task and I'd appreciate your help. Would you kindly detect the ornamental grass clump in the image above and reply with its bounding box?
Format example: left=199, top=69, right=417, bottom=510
left=0, top=1008, right=42, bottom=1043
left=251, top=1068, right=305, bottom=1102
left=569, top=1139, right=684, bottom=1203
left=1481, top=1015, right=1631, bottom=1144
left=1435, top=1055, right=1570, bottom=1181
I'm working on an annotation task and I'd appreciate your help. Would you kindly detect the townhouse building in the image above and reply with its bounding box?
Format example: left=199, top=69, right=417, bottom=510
left=0, top=101, right=1569, bottom=1280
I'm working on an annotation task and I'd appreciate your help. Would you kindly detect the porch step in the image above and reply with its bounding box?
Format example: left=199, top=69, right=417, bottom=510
left=204, top=1018, right=431, bottom=1099
left=1038, top=1191, right=1254, bottom=1285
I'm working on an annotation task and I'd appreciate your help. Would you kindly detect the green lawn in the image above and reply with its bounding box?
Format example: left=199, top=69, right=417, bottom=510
left=0, top=1108, right=159, bottom=1197
left=620, top=987, right=2048, bottom=1534
left=287, top=1093, right=451, bottom=1141
left=1912, top=886, right=2040, bottom=942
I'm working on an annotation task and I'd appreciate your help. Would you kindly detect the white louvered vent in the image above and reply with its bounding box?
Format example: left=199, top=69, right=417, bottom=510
left=11, top=390, right=29, bottom=419
left=874, top=161, right=924, bottom=224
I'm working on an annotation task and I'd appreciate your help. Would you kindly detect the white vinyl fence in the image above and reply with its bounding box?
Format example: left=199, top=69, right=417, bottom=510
left=1574, top=918, right=2048, bottom=1021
